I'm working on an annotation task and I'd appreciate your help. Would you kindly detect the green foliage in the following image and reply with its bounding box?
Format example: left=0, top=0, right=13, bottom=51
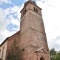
left=54, top=52, right=60, bottom=60
left=50, top=48, right=56, bottom=55
left=50, top=48, right=60, bottom=60
left=7, top=40, right=21, bottom=60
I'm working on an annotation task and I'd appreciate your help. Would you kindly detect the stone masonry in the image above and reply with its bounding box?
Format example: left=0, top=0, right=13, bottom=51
left=19, top=0, right=50, bottom=60
left=0, top=0, right=50, bottom=60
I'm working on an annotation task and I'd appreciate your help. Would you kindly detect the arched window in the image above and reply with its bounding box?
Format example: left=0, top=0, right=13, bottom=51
left=23, top=9, right=26, bottom=15
left=34, top=7, right=35, bottom=12
left=36, top=9, right=38, bottom=13
left=40, top=57, right=45, bottom=60
left=33, top=7, right=38, bottom=13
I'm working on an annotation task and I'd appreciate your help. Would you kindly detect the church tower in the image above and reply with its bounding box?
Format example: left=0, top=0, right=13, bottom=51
left=19, top=0, right=50, bottom=60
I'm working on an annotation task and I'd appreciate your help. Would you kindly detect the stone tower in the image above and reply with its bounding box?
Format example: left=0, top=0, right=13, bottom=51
left=19, top=0, right=50, bottom=60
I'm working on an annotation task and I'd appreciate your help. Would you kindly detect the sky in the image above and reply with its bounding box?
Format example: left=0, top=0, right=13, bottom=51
left=0, top=0, right=60, bottom=51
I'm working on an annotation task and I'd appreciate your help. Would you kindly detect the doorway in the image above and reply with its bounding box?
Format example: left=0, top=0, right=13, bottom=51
left=40, top=57, right=45, bottom=60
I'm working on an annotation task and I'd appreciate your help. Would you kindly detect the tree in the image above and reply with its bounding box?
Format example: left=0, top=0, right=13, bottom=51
left=50, top=48, right=60, bottom=60
left=54, top=52, right=60, bottom=60
left=50, top=48, right=56, bottom=55
left=7, top=40, right=21, bottom=60
left=50, top=48, right=56, bottom=60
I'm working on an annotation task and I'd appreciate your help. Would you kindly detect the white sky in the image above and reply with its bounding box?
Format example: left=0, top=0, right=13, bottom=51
left=0, top=0, right=60, bottom=51
left=37, top=0, right=60, bottom=51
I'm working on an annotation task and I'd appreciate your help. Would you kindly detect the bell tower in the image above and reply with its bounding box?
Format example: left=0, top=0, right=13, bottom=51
left=19, top=0, right=50, bottom=60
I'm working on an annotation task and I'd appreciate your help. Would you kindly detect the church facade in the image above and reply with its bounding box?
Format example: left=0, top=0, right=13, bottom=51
left=0, top=0, right=50, bottom=60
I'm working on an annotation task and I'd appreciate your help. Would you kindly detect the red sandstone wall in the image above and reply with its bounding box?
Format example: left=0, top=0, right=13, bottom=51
left=6, top=31, right=20, bottom=57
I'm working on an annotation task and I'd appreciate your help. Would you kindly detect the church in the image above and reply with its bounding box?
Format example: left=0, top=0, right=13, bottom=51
left=0, top=0, right=50, bottom=60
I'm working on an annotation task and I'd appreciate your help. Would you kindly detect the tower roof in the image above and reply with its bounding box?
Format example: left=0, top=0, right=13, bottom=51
left=28, top=0, right=37, bottom=5
left=20, top=0, right=42, bottom=13
left=28, top=0, right=32, bottom=1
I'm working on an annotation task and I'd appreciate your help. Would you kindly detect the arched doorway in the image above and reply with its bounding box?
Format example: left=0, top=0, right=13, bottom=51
left=40, top=57, right=45, bottom=60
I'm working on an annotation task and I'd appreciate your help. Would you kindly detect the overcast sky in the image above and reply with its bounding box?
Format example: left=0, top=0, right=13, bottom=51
left=0, top=0, right=60, bottom=51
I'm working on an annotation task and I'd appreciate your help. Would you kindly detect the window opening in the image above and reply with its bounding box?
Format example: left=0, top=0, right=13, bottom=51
left=23, top=9, right=26, bottom=15
left=33, top=7, right=38, bottom=13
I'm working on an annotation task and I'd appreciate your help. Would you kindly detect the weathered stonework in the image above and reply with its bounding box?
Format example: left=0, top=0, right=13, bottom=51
left=6, top=31, right=20, bottom=57
left=0, top=0, right=50, bottom=60
left=19, top=1, right=50, bottom=60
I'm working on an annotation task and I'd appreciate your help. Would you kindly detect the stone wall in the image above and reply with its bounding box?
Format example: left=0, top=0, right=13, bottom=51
left=0, top=40, right=7, bottom=60
left=6, top=31, right=20, bottom=59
